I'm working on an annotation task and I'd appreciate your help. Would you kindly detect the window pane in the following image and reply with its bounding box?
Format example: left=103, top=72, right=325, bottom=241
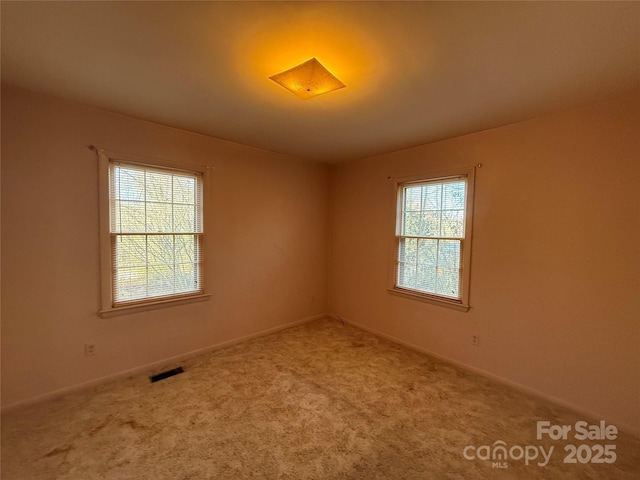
left=443, top=181, right=466, bottom=210
left=114, top=234, right=201, bottom=302
left=175, top=263, right=197, bottom=293
left=416, top=264, right=437, bottom=292
left=115, top=235, right=146, bottom=268
left=146, top=203, right=172, bottom=232
left=174, top=205, right=196, bottom=233
left=148, top=235, right=174, bottom=266
left=420, top=211, right=441, bottom=237
left=115, top=266, right=147, bottom=302
left=147, top=265, right=175, bottom=297
left=397, top=262, right=417, bottom=289
left=146, top=172, right=172, bottom=202
left=441, top=210, right=464, bottom=238
left=398, top=238, right=461, bottom=297
left=398, top=237, right=458, bottom=294
left=404, top=187, right=422, bottom=212
left=402, top=212, right=421, bottom=236
left=436, top=268, right=460, bottom=298
left=417, top=238, right=437, bottom=266
left=399, top=237, right=417, bottom=264
left=114, top=168, right=145, bottom=201
left=402, top=181, right=466, bottom=239
left=174, top=176, right=196, bottom=204
left=115, top=201, right=146, bottom=233
left=422, top=184, right=442, bottom=211
left=438, top=240, right=461, bottom=269
left=175, top=235, right=196, bottom=264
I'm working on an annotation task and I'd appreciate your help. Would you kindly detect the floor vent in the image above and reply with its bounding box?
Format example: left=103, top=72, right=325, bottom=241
left=150, top=367, right=184, bottom=383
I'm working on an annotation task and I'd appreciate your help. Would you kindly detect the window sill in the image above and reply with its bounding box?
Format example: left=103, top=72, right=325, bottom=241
left=100, top=293, right=211, bottom=318
left=387, top=288, right=470, bottom=312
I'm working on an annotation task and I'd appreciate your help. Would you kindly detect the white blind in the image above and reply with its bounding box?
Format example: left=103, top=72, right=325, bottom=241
left=396, top=177, right=467, bottom=299
left=109, top=162, right=203, bottom=305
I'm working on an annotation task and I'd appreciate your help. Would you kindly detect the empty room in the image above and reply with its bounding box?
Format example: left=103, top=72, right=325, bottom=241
left=1, top=2, right=639, bottom=479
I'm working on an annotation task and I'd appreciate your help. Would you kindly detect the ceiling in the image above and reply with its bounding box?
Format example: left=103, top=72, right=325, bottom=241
left=2, top=1, right=639, bottom=163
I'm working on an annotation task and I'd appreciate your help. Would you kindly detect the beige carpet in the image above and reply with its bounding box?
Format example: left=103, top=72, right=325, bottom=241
left=2, top=318, right=639, bottom=479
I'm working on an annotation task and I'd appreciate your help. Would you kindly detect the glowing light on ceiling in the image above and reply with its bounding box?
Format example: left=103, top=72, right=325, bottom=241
left=269, top=57, right=346, bottom=100
left=231, top=8, right=390, bottom=106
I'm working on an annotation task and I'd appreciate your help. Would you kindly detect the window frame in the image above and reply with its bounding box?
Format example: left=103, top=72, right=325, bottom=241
left=388, top=166, right=476, bottom=312
left=97, top=149, right=210, bottom=317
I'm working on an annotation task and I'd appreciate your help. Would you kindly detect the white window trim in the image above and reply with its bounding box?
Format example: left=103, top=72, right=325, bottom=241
left=388, top=166, right=476, bottom=312
left=97, top=148, right=210, bottom=317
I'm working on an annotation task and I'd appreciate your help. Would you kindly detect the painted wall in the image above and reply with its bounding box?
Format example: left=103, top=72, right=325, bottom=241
left=1, top=85, right=329, bottom=407
left=328, top=91, right=640, bottom=433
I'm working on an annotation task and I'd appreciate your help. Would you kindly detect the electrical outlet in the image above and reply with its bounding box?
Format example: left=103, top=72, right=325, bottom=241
left=84, top=344, right=96, bottom=356
left=472, top=335, right=480, bottom=347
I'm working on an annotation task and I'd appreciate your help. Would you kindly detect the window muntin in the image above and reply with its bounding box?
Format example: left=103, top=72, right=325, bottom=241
left=109, top=162, right=203, bottom=306
left=393, top=172, right=473, bottom=307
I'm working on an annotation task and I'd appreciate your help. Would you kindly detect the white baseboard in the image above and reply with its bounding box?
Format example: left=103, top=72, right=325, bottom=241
left=329, top=314, right=640, bottom=439
left=1, top=313, right=327, bottom=414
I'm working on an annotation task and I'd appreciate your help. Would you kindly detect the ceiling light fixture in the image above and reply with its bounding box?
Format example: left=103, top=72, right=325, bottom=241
left=269, top=57, right=346, bottom=100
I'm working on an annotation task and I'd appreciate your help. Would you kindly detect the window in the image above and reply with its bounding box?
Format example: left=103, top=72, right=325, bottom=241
left=97, top=149, right=208, bottom=316
left=390, top=167, right=475, bottom=311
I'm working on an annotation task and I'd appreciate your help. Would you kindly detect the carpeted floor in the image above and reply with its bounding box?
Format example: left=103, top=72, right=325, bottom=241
left=2, top=318, right=639, bottom=479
